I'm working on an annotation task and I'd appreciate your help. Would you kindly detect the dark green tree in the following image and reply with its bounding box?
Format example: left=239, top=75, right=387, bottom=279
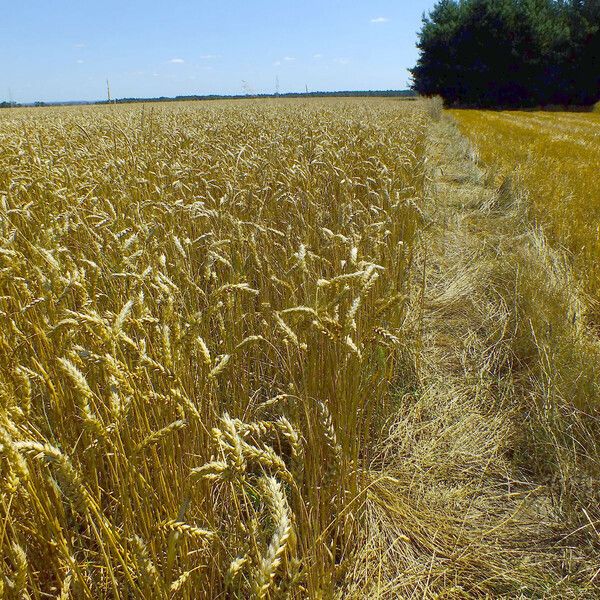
left=410, top=0, right=600, bottom=107
left=565, top=0, right=600, bottom=104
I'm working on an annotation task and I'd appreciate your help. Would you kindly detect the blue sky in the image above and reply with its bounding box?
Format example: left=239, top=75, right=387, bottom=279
left=1, top=1, right=434, bottom=103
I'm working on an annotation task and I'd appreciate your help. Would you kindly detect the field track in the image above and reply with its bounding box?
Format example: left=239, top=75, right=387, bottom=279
left=353, top=116, right=600, bottom=597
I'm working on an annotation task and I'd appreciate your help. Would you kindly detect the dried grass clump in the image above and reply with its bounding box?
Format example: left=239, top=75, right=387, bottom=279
left=0, top=97, right=427, bottom=597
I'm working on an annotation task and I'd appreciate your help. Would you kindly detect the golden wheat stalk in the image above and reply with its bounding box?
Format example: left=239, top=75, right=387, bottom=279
left=252, top=476, right=293, bottom=599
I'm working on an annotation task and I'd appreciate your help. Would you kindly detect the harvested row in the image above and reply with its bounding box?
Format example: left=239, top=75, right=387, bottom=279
left=451, top=109, right=600, bottom=316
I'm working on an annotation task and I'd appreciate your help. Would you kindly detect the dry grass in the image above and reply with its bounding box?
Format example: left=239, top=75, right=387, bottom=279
left=450, top=109, right=600, bottom=316
left=0, top=98, right=426, bottom=598
left=342, top=117, right=600, bottom=599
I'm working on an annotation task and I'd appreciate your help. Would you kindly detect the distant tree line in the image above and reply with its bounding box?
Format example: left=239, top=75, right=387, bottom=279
left=99, top=90, right=416, bottom=105
left=410, top=0, right=600, bottom=107
left=1, top=91, right=416, bottom=109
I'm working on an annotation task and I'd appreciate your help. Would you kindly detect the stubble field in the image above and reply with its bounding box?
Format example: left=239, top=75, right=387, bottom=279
left=451, top=109, right=600, bottom=314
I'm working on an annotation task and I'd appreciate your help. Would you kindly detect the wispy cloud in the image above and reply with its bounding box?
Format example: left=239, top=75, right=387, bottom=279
left=313, top=53, right=323, bottom=59
left=76, top=59, right=84, bottom=64
left=200, top=54, right=219, bottom=60
left=334, top=58, right=350, bottom=65
left=169, top=58, right=185, bottom=64
left=370, top=16, right=390, bottom=23
left=74, top=42, right=86, bottom=48
left=273, top=56, right=295, bottom=66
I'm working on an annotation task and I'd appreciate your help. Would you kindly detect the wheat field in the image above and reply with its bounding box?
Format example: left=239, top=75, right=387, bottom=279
left=450, top=109, right=600, bottom=314
left=2, top=98, right=599, bottom=599
left=0, top=98, right=427, bottom=598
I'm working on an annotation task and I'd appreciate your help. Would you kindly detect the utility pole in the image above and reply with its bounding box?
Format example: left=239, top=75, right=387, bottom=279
left=106, top=79, right=112, bottom=103
left=305, top=83, right=309, bottom=95
left=276, top=76, right=280, bottom=97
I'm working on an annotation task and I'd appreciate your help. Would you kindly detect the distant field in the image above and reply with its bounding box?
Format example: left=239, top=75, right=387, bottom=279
left=451, top=109, right=600, bottom=310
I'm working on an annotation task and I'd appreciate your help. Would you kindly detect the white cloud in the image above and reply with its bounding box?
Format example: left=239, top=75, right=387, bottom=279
left=313, top=53, right=323, bottom=59
left=334, top=58, right=350, bottom=65
left=200, top=54, right=219, bottom=60
left=76, top=59, right=84, bottom=64
left=370, top=16, right=390, bottom=23
left=283, top=56, right=295, bottom=61
left=273, top=60, right=282, bottom=67
left=169, top=58, right=185, bottom=64
left=74, top=42, right=86, bottom=48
